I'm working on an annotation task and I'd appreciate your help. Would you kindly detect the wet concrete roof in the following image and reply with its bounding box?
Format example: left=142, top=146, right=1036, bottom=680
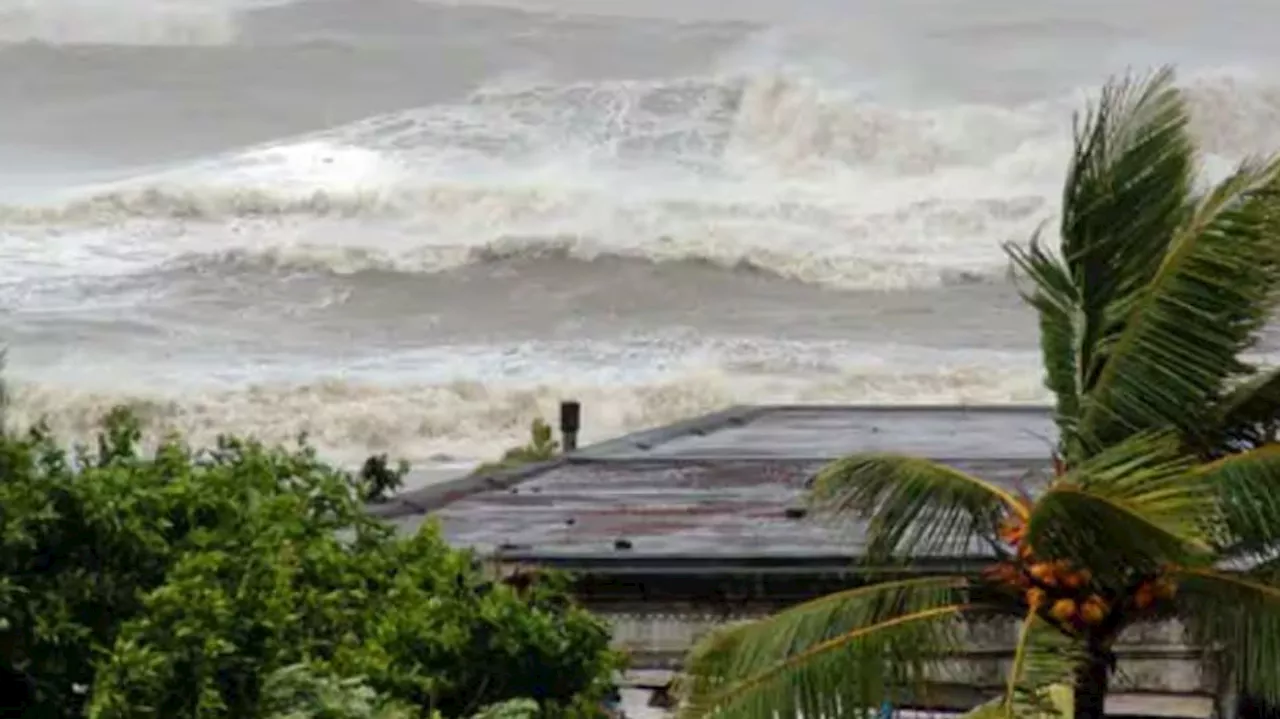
left=381, top=405, right=1058, bottom=562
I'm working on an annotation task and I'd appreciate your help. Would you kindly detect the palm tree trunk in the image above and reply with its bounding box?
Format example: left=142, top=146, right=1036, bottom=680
left=1074, top=644, right=1111, bottom=719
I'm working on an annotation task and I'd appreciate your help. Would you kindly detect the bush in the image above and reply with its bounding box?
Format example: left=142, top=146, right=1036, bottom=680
left=0, top=410, right=620, bottom=719
left=472, top=420, right=559, bottom=476
left=357, top=453, right=408, bottom=503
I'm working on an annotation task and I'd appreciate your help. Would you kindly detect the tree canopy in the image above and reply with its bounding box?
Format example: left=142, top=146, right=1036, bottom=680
left=0, top=408, right=620, bottom=719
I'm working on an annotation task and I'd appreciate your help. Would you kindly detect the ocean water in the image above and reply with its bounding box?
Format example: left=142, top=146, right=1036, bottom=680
left=4, top=0, right=1280, bottom=466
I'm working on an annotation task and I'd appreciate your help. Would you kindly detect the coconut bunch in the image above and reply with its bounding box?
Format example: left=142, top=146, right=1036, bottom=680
left=983, top=514, right=1178, bottom=633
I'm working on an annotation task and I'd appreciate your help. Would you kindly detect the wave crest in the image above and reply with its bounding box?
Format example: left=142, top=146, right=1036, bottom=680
left=10, top=68, right=1280, bottom=291
left=160, top=194, right=1031, bottom=289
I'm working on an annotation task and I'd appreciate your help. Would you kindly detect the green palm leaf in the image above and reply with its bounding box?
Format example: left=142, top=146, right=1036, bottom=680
left=1076, top=153, right=1280, bottom=451
left=1026, top=433, right=1212, bottom=583
left=1059, top=66, right=1194, bottom=295
left=1176, top=568, right=1280, bottom=703
left=678, top=576, right=987, bottom=719
left=1010, top=67, right=1280, bottom=459
left=1195, top=445, right=1280, bottom=558
left=811, top=455, right=1027, bottom=561
left=1045, top=66, right=1197, bottom=458
left=1006, top=228, right=1083, bottom=452
left=996, top=612, right=1084, bottom=719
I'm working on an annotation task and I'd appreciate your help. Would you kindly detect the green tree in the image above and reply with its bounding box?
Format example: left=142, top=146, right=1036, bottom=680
left=679, top=67, right=1280, bottom=719
left=0, top=410, right=620, bottom=719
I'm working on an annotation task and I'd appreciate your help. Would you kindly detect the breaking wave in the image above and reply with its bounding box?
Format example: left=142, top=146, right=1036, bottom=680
left=5, top=363, right=1051, bottom=466
left=1, top=72, right=1064, bottom=290
left=8, top=67, right=1280, bottom=290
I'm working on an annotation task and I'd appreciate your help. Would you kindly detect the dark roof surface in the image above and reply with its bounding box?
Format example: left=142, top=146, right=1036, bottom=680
left=385, top=405, right=1058, bottom=561
left=576, top=405, right=1058, bottom=460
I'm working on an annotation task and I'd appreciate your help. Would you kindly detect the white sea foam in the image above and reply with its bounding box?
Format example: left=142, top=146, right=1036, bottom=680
left=0, top=73, right=1064, bottom=290
left=6, top=352, right=1050, bottom=466
left=6, top=68, right=1279, bottom=291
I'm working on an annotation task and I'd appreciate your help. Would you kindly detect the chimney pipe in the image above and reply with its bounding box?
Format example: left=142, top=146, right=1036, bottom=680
left=559, top=400, right=580, bottom=452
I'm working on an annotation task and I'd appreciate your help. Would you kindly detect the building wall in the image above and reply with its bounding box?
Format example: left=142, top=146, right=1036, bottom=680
left=601, top=609, right=1220, bottom=707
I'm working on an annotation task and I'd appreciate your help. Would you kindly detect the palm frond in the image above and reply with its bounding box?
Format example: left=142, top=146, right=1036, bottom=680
left=678, top=576, right=985, bottom=719
left=1195, top=445, right=1280, bottom=558
left=1005, top=228, right=1083, bottom=454
left=1027, top=432, right=1212, bottom=584
left=1060, top=66, right=1194, bottom=292
left=1215, top=366, right=1280, bottom=450
left=1176, top=568, right=1280, bottom=703
left=1076, top=152, right=1280, bottom=451
left=1047, top=66, right=1197, bottom=457
left=811, top=455, right=1027, bottom=561
left=1001, top=612, right=1084, bottom=719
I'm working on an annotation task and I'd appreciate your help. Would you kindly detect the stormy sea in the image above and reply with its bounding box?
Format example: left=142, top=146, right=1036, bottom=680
left=4, top=0, right=1280, bottom=470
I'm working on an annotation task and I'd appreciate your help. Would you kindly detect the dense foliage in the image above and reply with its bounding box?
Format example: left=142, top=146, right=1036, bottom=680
left=680, top=67, right=1280, bottom=719
left=258, top=667, right=538, bottom=719
left=0, top=408, right=619, bottom=719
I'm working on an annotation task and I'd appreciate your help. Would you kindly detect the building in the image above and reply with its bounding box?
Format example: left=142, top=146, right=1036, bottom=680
left=369, top=405, right=1221, bottom=719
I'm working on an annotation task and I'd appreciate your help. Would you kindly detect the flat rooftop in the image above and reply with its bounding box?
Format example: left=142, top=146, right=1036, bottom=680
left=379, top=405, right=1057, bottom=564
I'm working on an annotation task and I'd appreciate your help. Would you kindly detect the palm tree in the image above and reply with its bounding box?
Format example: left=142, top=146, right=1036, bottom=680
left=679, top=67, right=1280, bottom=719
